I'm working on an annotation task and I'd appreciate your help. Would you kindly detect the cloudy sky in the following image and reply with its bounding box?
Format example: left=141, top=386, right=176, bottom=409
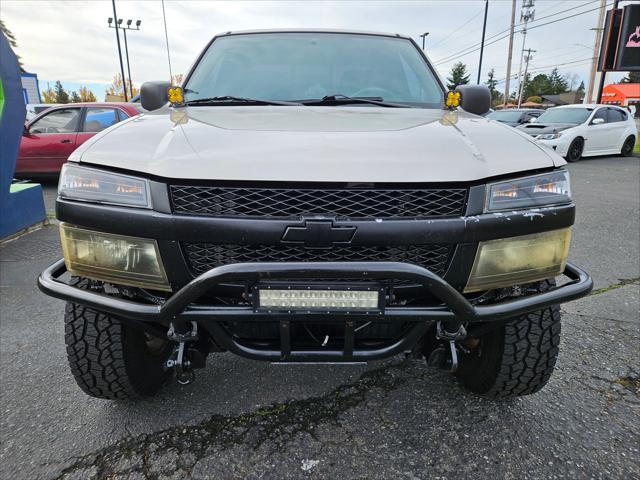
left=2, top=0, right=630, bottom=100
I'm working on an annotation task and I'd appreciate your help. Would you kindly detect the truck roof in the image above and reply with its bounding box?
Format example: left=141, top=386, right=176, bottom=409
left=215, top=29, right=411, bottom=40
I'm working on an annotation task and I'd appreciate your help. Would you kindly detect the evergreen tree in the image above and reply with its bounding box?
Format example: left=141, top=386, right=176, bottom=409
left=577, top=80, right=585, bottom=92
left=547, top=68, right=569, bottom=94
left=620, top=71, right=640, bottom=83
left=54, top=81, right=69, bottom=103
left=485, top=68, right=502, bottom=106
left=70, top=91, right=81, bottom=103
left=0, top=20, right=24, bottom=71
left=446, top=62, right=470, bottom=90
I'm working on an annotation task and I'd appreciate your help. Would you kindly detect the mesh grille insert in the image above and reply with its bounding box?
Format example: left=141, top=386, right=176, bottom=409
left=183, top=243, right=453, bottom=277
left=170, top=185, right=467, bottom=219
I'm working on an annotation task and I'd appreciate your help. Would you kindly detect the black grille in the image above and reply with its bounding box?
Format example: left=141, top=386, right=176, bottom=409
left=170, top=185, right=467, bottom=219
left=183, top=243, right=453, bottom=277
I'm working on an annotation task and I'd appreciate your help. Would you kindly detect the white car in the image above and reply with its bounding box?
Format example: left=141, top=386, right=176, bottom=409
left=518, top=104, right=637, bottom=162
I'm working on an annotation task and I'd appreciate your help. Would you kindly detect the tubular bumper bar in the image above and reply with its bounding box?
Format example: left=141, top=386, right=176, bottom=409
left=38, top=259, right=592, bottom=324
left=38, top=259, right=592, bottom=362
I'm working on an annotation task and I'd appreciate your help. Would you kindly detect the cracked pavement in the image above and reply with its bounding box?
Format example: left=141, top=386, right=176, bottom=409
left=1, top=156, right=639, bottom=479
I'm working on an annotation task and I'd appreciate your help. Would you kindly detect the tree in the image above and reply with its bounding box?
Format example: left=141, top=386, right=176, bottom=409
left=620, top=71, right=640, bottom=83
left=446, top=62, right=470, bottom=90
left=105, top=73, right=139, bottom=100
left=0, top=20, right=24, bottom=71
left=547, top=68, right=569, bottom=94
left=54, top=80, right=69, bottom=104
left=485, top=69, right=502, bottom=106
left=77, top=86, right=97, bottom=102
left=577, top=80, right=585, bottom=92
left=41, top=85, right=56, bottom=103
left=70, top=91, right=81, bottom=103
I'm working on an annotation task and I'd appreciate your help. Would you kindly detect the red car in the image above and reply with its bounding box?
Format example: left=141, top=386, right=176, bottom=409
left=16, top=102, right=142, bottom=176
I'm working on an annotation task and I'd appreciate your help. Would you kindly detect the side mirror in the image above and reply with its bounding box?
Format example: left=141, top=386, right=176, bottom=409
left=140, top=81, right=171, bottom=111
left=455, top=85, right=491, bottom=116
left=592, top=117, right=605, bottom=125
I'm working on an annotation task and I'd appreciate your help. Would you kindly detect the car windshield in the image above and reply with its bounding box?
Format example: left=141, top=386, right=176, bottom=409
left=536, top=107, right=592, bottom=124
left=184, top=33, right=444, bottom=107
left=487, top=111, right=524, bottom=122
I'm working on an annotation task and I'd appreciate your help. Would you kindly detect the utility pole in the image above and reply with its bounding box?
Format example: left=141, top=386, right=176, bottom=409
left=420, top=32, right=429, bottom=50
left=477, top=0, right=489, bottom=84
left=516, top=0, right=535, bottom=107
left=587, top=0, right=607, bottom=103
left=504, top=0, right=517, bottom=105
left=110, top=0, right=128, bottom=101
left=518, top=49, right=535, bottom=107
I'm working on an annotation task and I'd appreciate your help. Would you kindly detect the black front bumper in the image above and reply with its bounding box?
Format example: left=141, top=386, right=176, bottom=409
left=38, top=259, right=592, bottom=362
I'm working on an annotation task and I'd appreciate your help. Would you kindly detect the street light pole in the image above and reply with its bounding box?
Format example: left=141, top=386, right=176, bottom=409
left=110, top=0, right=128, bottom=101
left=122, top=29, right=132, bottom=98
left=420, top=32, right=429, bottom=50
left=108, top=18, right=142, bottom=100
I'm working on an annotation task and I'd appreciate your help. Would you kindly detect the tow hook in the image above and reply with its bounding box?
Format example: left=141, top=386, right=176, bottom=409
left=165, top=321, right=198, bottom=385
left=427, top=321, right=467, bottom=373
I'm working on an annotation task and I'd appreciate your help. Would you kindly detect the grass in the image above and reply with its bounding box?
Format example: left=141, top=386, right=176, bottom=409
left=635, top=136, right=640, bottom=154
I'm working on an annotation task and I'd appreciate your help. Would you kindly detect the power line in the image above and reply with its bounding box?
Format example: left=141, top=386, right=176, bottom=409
left=434, top=1, right=609, bottom=66
left=429, top=6, right=486, bottom=49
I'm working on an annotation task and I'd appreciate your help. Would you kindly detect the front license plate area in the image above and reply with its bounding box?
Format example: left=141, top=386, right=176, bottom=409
left=254, top=282, right=384, bottom=313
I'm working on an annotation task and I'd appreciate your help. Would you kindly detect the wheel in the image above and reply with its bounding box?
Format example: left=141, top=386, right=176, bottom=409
left=621, top=135, right=636, bottom=157
left=64, top=284, right=171, bottom=400
left=565, top=137, right=584, bottom=162
left=457, top=280, right=560, bottom=398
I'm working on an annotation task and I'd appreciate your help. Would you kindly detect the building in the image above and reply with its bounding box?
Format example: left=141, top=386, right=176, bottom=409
left=20, top=72, right=41, bottom=104
left=600, top=83, right=640, bottom=118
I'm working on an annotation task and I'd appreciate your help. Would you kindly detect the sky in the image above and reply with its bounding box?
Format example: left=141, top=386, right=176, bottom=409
left=1, top=0, right=631, bottom=101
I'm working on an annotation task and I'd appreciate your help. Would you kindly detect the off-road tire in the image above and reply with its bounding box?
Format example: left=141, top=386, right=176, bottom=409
left=621, top=135, right=635, bottom=157
left=457, top=280, right=560, bottom=398
left=565, top=137, right=584, bottom=162
left=64, top=286, right=171, bottom=400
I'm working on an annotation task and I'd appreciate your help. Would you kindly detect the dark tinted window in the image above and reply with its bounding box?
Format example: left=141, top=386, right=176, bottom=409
left=83, top=107, right=119, bottom=132
left=592, top=108, right=608, bottom=123
left=30, top=108, right=80, bottom=133
left=607, top=108, right=626, bottom=122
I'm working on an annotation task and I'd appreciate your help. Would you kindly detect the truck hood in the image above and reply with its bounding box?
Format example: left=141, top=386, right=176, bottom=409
left=71, top=106, right=564, bottom=183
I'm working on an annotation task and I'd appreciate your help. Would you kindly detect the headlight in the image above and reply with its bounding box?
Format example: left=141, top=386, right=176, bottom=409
left=59, top=223, right=170, bottom=291
left=537, top=132, right=562, bottom=140
left=486, top=170, right=571, bottom=212
left=59, top=164, right=151, bottom=208
left=465, top=228, right=572, bottom=293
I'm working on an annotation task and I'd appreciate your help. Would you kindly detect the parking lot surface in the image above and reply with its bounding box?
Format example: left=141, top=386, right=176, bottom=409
left=1, top=156, right=638, bottom=480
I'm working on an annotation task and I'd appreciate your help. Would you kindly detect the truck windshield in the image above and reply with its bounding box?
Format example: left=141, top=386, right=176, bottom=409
left=184, top=33, right=444, bottom=108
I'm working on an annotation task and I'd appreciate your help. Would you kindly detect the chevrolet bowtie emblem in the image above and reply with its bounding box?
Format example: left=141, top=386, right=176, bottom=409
left=281, top=221, right=356, bottom=248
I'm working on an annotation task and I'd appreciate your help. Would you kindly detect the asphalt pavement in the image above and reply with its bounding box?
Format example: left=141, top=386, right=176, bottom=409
left=1, top=156, right=638, bottom=480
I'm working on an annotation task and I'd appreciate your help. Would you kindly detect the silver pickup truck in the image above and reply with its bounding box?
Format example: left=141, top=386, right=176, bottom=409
left=39, top=29, right=592, bottom=400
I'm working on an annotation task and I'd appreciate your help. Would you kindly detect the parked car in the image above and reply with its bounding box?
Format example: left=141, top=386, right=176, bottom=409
left=486, top=108, right=543, bottom=126
left=16, top=102, right=142, bottom=176
left=25, top=103, right=60, bottom=122
left=517, top=104, right=637, bottom=162
left=38, top=30, right=592, bottom=401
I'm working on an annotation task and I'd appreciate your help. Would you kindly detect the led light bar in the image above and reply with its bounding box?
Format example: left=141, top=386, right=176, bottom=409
left=259, top=288, right=380, bottom=310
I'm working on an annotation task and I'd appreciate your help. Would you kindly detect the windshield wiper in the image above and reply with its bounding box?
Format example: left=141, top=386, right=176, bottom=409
left=298, top=94, right=411, bottom=108
left=184, top=96, right=301, bottom=106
